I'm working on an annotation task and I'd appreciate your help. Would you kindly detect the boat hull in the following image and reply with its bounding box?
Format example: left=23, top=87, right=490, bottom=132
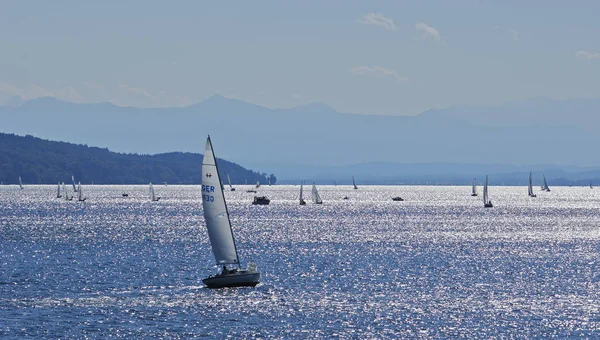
left=202, top=271, right=261, bottom=288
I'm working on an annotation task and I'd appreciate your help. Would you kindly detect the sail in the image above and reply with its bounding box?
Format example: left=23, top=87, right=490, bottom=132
left=63, top=182, right=69, bottom=201
left=57, top=182, right=61, bottom=198
left=528, top=172, right=534, bottom=196
left=352, top=176, right=358, bottom=190
left=227, top=174, right=233, bottom=189
left=472, top=178, right=477, bottom=195
left=542, top=175, right=549, bottom=191
left=72, top=175, right=77, bottom=192
left=78, top=182, right=83, bottom=201
left=18, top=176, right=23, bottom=189
left=256, top=181, right=260, bottom=188
left=202, top=136, right=239, bottom=265
left=299, top=183, right=304, bottom=202
left=149, top=183, right=156, bottom=201
left=312, top=183, right=322, bottom=204
left=483, top=176, right=489, bottom=204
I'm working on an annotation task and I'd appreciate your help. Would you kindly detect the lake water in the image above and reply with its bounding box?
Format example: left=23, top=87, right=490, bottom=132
left=2, top=184, right=600, bottom=337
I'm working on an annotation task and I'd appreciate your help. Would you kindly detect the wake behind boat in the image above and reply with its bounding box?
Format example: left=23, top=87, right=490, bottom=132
left=201, top=136, right=260, bottom=288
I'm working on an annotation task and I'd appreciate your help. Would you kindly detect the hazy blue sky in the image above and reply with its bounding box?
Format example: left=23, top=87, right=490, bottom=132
left=1, top=0, right=599, bottom=114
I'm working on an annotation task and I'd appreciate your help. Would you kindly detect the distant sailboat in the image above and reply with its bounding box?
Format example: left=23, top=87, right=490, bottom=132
left=227, top=174, right=235, bottom=191
left=77, top=182, right=86, bottom=201
left=528, top=172, right=537, bottom=197
left=149, top=182, right=160, bottom=201
left=71, top=175, right=78, bottom=192
left=590, top=181, right=593, bottom=189
left=63, top=182, right=72, bottom=201
left=299, top=182, right=306, bottom=205
left=201, top=136, right=260, bottom=288
left=56, top=182, right=62, bottom=198
left=483, top=175, right=493, bottom=208
left=471, top=178, right=478, bottom=196
left=352, top=176, right=358, bottom=190
left=312, top=183, right=323, bottom=204
left=256, top=181, right=260, bottom=189
left=18, top=176, right=23, bottom=190
left=541, top=175, right=551, bottom=192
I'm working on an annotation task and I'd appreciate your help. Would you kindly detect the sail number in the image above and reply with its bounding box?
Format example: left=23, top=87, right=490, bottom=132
left=202, top=185, right=215, bottom=202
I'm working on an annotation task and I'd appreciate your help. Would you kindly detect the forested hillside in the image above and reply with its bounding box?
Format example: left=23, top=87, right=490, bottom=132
left=0, top=133, right=276, bottom=184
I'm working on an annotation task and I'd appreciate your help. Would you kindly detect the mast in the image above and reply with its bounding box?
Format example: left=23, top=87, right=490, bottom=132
left=207, top=136, right=241, bottom=267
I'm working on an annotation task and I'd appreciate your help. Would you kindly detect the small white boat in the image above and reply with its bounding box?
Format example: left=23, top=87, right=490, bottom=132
left=149, top=182, right=160, bottom=201
left=77, top=182, right=86, bottom=202
left=471, top=178, right=478, bottom=197
left=352, top=176, right=358, bottom=190
left=541, top=175, right=551, bottom=192
left=528, top=172, right=537, bottom=197
left=312, top=183, right=323, bottom=204
left=483, top=175, right=493, bottom=208
left=201, top=136, right=260, bottom=288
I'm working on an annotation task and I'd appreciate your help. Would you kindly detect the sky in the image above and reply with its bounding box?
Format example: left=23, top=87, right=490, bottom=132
left=1, top=0, right=599, bottom=115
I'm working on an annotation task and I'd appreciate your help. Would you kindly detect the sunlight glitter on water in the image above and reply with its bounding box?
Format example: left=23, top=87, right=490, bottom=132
left=2, top=185, right=600, bottom=337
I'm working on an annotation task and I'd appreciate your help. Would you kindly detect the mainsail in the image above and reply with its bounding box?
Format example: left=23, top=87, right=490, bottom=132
left=483, top=175, right=489, bottom=205
left=472, top=178, right=477, bottom=196
left=202, top=136, right=239, bottom=266
left=312, top=183, right=322, bottom=204
left=352, top=176, right=358, bottom=190
left=528, top=172, right=535, bottom=197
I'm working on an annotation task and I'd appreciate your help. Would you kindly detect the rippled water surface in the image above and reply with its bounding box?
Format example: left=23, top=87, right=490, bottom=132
left=3, top=184, right=600, bottom=337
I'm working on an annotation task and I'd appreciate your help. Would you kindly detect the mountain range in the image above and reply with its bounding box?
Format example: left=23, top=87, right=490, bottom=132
left=1, top=95, right=600, bottom=182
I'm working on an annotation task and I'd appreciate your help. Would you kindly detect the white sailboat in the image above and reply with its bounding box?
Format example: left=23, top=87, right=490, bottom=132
left=542, top=174, right=551, bottom=192
left=71, top=175, right=78, bottom=192
left=352, top=176, right=358, bottom=190
left=256, top=181, right=260, bottom=189
left=312, top=183, right=323, bottom=204
left=18, top=176, right=23, bottom=190
left=299, top=182, right=306, bottom=205
left=528, top=172, right=537, bottom=197
left=77, top=182, right=86, bottom=202
left=201, top=136, right=260, bottom=288
left=483, top=175, right=493, bottom=208
left=63, top=182, right=72, bottom=201
left=227, top=174, right=235, bottom=191
left=149, top=182, right=160, bottom=201
left=56, top=182, right=62, bottom=198
left=471, top=178, right=478, bottom=196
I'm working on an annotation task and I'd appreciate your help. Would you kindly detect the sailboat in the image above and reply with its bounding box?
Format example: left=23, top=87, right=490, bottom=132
left=149, top=182, right=160, bottom=201
left=528, top=172, right=537, bottom=197
left=18, top=176, right=23, bottom=190
left=471, top=178, right=478, bottom=196
left=591, top=181, right=594, bottom=189
left=227, top=174, right=235, bottom=191
left=63, top=182, right=73, bottom=201
left=299, top=182, right=306, bottom=205
left=201, top=136, right=260, bottom=288
left=77, top=182, right=86, bottom=202
left=541, top=175, right=551, bottom=192
left=352, top=176, right=358, bottom=190
left=256, top=181, right=261, bottom=189
left=312, top=183, right=323, bottom=204
left=71, top=175, right=78, bottom=192
left=56, top=182, right=62, bottom=198
left=483, top=175, right=493, bottom=208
